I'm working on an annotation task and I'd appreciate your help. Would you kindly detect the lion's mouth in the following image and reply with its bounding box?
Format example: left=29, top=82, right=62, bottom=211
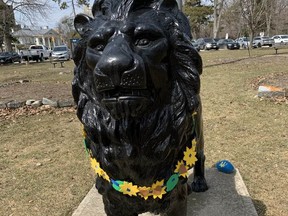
left=100, top=89, right=152, bottom=119
left=102, top=89, right=151, bottom=98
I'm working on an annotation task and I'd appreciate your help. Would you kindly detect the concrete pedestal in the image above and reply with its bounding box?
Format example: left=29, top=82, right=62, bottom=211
left=72, top=168, right=258, bottom=216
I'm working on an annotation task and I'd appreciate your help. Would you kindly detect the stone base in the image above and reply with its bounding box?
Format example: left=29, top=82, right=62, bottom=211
left=72, top=168, right=258, bottom=216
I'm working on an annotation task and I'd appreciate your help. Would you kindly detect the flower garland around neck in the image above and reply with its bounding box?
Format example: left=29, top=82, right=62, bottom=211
left=82, top=113, right=198, bottom=200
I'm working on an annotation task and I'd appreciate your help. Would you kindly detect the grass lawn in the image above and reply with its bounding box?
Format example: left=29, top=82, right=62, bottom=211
left=0, top=48, right=287, bottom=216
left=0, top=61, right=74, bottom=103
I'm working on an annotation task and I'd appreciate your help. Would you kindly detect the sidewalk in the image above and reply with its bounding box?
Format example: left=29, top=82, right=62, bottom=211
left=72, top=168, right=258, bottom=216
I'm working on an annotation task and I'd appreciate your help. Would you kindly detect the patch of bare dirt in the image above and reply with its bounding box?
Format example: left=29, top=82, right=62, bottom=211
left=0, top=81, right=72, bottom=103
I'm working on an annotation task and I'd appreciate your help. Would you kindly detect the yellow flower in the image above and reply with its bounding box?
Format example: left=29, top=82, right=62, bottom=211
left=151, top=180, right=166, bottom=199
left=152, top=180, right=164, bottom=188
left=99, top=170, right=110, bottom=182
left=119, top=182, right=139, bottom=196
left=90, top=157, right=100, bottom=173
left=174, top=160, right=189, bottom=178
left=90, top=157, right=110, bottom=182
left=183, top=146, right=198, bottom=166
left=138, top=186, right=152, bottom=200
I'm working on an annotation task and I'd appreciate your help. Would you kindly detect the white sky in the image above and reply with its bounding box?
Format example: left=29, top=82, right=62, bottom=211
left=15, top=1, right=88, bottom=28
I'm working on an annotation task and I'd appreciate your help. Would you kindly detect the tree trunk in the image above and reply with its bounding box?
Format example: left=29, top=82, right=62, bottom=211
left=213, top=0, right=218, bottom=38
left=213, top=0, right=224, bottom=38
left=249, top=30, right=254, bottom=48
left=4, top=32, right=13, bottom=51
left=266, top=14, right=271, bottom=36
left=265, top=0, right=273, bottom=36
left=1, top=2, right=12, bottom=51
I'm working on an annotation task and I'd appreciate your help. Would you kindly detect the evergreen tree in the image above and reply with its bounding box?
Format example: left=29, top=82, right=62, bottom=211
left=183, top=0, right=213, bottom=38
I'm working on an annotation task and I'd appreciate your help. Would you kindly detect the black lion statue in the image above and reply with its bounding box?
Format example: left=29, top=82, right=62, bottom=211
left=72, top=0, right=208, bottom=215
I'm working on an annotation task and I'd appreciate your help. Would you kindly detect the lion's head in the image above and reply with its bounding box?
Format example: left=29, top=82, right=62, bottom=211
left=72, top=0, right=202, bottom=185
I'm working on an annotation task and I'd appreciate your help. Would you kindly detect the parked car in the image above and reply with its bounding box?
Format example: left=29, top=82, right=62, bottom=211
left=0, top=52, right=22, bottom=64
left=217, top=39, right=240, bottom=50
left=51, top=45, right=71, bottom=61
left=252, top=36, right=274, bottom=48
left=20, top=45, right=51, bottom=62
left=271, top=35, right=288, bottom=45
left=191, top=40, right=200, bottom=52
left=196, top=38, right=219, bottom=50
left=235, top=37, right=250, bottom=48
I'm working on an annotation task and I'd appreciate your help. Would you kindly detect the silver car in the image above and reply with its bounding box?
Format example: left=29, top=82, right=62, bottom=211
left=252, top=36, right=274, bottom=48
left=235, top=37, right=250, bottom=49
left=51, top=45, right=71, bottom=61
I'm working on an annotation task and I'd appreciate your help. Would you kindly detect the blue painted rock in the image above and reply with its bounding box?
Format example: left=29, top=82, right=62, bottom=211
left=216, top=160, right=235, bottom=174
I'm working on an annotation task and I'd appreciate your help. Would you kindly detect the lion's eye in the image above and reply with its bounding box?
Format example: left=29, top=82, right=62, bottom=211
left=135, top=38, right=150, bottom=47
left=88, top=36, right=106, bottom=51
left=95, top=44, right=105, bottom=51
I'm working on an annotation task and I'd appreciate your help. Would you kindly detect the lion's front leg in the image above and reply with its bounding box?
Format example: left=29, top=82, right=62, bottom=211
left=191, top=103, right=208, bottom=193
left=191, top=151, right=208, bottom=192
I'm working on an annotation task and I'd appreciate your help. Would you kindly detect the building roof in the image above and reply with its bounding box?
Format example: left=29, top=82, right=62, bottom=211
left=12, top=28, right=60, bottom=37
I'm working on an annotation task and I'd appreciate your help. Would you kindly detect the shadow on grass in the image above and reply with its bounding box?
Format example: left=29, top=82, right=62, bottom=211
left=204, top=57, right=252, bottom=68
left=253, top=199, right=267, bottom=216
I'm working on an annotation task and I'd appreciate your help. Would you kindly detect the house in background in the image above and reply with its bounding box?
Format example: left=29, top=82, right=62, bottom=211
left=12, top=27, right=63, bottom=50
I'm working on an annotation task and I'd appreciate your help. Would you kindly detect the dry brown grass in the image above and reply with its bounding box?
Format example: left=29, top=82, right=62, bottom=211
left=0, top=61, right=74, bottom=103
left=1, top=48, right=287, bottom=216
left=0, top=109, right=93, bottom=216
left=201, top=48, right=288, bottom=216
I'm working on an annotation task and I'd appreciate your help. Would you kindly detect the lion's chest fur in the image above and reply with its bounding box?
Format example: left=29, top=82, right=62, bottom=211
left=85, top=103, right=193, bottom=186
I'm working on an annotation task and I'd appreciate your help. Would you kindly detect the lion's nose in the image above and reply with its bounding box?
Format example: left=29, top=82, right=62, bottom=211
left=94, top=37, right=147, bottom=92
left=94, top=40, right=135, bottom=91
left=98, top=49, right=134, bottom=81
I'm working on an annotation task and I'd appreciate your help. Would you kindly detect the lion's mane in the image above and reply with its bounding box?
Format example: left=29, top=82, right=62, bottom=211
left=72, top=0, right=202, bottom=189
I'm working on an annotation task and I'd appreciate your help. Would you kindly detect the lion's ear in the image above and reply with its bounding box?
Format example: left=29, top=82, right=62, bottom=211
left=92, top=0, right=119, bottom=17
left=74, top=14, right=93, bottom=36
left=159, top=0, right=179, bottom=12
left=92, top=0, right=106, bottom=17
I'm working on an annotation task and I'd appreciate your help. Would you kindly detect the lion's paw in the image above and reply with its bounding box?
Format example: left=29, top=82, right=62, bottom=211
left=191, top=176, right=208, bottom=192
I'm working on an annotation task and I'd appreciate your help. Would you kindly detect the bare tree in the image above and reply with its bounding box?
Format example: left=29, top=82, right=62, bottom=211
left=239, top=0, right=267, bottom=46
left=57, top=15, right=77, bottom=45
left=218, top=0, right=288, bottom=39
left=183, top=0, right=288, bottom=39
left=264, top=0, right=274, bottom=36
left=220, top=1, right=244, bottom=38
left=0, top=0, right=51, bottom=51
left=273, top=0, right=288, bottom=34
left=212, top=0, right=225, bottom=38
